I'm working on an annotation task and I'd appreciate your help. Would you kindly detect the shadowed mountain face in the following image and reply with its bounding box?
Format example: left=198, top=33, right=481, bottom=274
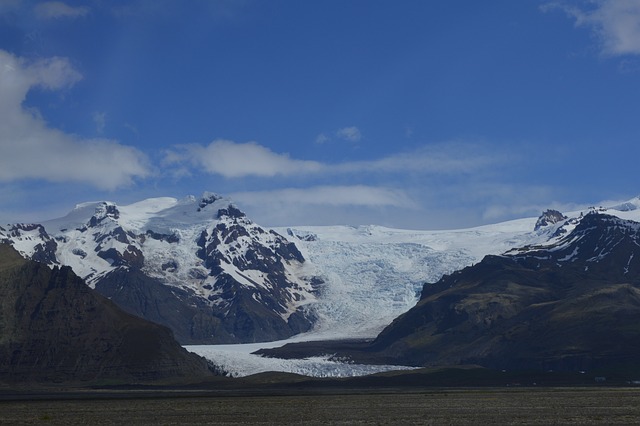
left=369, top=213, right=640, bottom=371
left=0, top=244, right=213, bottom=383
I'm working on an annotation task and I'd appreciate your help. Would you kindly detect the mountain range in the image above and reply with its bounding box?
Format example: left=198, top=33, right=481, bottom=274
left=3, top=192, right=640, bottom=376
left=0, top=190, right=552, bottom=346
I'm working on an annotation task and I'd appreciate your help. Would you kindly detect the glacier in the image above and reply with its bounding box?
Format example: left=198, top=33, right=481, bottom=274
left=187, top=218, right=545, bottom=377
left=186, top=333, right=417, bottom=378
left=187, top=197, right=640, bottom=377
left=277, top=221, right=543, bottom=338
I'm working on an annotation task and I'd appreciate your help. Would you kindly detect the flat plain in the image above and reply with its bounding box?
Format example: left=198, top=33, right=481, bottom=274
left=2, top=388, right=640, bottom=425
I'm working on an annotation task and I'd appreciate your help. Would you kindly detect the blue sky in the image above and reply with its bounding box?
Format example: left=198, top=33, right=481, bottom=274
left=1, top=0, right=640, bottom=229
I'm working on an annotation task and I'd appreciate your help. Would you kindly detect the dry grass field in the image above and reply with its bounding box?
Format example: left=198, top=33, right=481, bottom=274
left=2, top=388, right=640, bottom=425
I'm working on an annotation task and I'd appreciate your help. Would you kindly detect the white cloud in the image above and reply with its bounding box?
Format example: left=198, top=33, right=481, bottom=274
left=545, top=0, right=640, bottom=56
left=34, top=1, right=89, bottom=20
left=164, top=140, right=519, bottom=228
left=336, top=143, right=501, bottom=175
left=165, top=139, right=324, bottom=178
left=167, top=140, right=500, bottom=179
left=0, top=50, right=150, bottom=190
left=336, top=126, right=362, bottom=142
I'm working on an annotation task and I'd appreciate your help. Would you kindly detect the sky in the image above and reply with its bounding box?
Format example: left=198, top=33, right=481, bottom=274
left=1, top=0, right=640, bottom=229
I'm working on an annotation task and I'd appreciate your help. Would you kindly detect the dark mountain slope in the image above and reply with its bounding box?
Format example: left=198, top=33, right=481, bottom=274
left=368, top=213, right=640, bottom=371
left=0, top=244, right=213, bottom=383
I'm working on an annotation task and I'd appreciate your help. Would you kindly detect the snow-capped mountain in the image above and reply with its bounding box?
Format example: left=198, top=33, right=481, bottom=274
left=4, top=191, right=640, bottom=350
left=0, top=193, right=318, bottom=344
left=250, top=197, right=640, bottom=374
left=362, top=207, right=640, bottom=371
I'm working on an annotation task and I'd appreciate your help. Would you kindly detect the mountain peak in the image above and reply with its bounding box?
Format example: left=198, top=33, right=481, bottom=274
left=198, top=191, right=223, bottom=209
left=610, top=196, right=640, bottom=212
left=88, top=202, right=120, bottom=227
left=534, top=209, right=567, bottom=231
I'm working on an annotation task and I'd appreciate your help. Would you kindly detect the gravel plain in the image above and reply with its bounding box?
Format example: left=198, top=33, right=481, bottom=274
left=2, top=388, right=640, bottom=425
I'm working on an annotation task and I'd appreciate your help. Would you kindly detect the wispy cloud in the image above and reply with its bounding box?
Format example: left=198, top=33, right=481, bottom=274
left=166, top=140, right=501, bottom=179
left=0, top=50, right=150, bottom=190
left=543, top=0, right=640, bottom=56
left=315, top=126, right=362, bottom=145
left=335, top=143, right=503, bottom=175
left=92, top=112, right=106, bottom=134
left=34, top=1, right=89, bottom=20
left=315, top=133, right=329, bottom=145
left=336, top=126, right=362, bottom=142
left=124, top=122, right=139, bottom=137
left=162, top=138, right=529, bottom=227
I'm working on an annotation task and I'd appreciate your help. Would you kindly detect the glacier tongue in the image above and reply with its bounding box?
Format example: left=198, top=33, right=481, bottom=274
left=298, top=240, right=474, bottom=337
left=186, top=339, right=416, bottom=378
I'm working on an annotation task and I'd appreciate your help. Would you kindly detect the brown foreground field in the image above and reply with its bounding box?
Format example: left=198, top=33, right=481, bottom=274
left=2, top=388, right=640, bottom=425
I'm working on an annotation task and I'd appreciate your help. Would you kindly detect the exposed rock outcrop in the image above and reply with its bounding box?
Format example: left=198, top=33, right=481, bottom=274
left=534, top=209, right=567, bottom=231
